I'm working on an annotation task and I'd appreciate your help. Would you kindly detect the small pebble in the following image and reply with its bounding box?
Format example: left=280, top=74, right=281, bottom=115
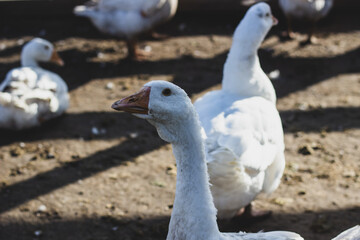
left=97, top=52, right=105, bottom=59
left=193, top=50, right=202, bottom=57
left=34, top=230, right=42, bottom=236
left=298, top=144, right=314, bottom=155
left=268, top=69, right=280, bottom=80
left=0, top=43, right=6, bottom=50
left=17, top=39, right=25, bottom=45
left=37, top=205, right=47, bottom=212
left=298, top=103, right=308, bottom=111
left=92, top=127, right=99, bottom=135
left=129, top=132, right=138, bottom=139
left=106, top=82, right=114, bottom=90
left=271, top=197, right=294, bottom=206
left=144, top=45, right=152, bottom=52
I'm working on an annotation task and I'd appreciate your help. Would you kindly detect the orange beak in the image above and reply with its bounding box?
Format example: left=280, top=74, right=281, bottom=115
left=50, top=50, right=64, bottom=66
left=111, top=87, right=150, bottom=114
left=272, top=15, right=278, bottom=26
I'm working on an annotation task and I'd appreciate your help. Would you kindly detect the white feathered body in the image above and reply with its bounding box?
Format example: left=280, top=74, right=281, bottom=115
left=279, top=0, right=333, bottom=21
left=0, top=67, right=69, bottom=130
left=195, top=92, right=285, bottom=219
left=74, top=0, right=178, bottom=39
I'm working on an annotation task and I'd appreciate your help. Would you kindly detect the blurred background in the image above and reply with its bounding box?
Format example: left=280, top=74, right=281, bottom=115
left=0, top=0, right=359, bottom=240
left=0, top=0, right=360, bottom=14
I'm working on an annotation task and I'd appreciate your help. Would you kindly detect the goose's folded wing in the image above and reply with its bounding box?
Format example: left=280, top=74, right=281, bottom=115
left=23, top=89, right=60, bottom=113
left=1, top=68, right=38, bottom=92
left=206, top=99, right=283, bottom=172
left=0, top=92, right=29, bottom=110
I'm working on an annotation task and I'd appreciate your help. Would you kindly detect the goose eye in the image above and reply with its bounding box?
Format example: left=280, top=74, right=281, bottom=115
left=44, top=45, right=50, bottom=50
left=162, top=88, right=171, bottom=96
left=265, top=13, right=270, bottom=17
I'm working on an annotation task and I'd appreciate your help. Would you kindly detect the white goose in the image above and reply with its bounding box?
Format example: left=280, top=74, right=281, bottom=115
left=74, top=0, right=178, bottom=60
left=332, top=225, right=360, bottom=240
left=0, top=38, right=68, bottom=130
left=111, top=80, right=303, bottom=240
left=278, top=0, right=334, bottom=43
left=194, top=3, right=283, bottom=220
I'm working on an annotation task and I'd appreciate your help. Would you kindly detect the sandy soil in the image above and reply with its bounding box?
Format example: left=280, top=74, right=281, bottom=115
left=0, top=9, right=359, bottom=240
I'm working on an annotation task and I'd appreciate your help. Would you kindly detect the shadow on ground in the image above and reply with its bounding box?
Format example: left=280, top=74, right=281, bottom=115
left=0, top=208, right=359, bottom=240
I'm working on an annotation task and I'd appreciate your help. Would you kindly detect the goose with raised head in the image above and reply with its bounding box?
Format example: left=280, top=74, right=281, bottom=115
left=111, top=80, right=303, bottom=240
left=194, top=2, right=283, bottom=220
left=74, top=0, right=178, bottom=60
left=0, top=38, right=68, bottom=130
left=332, top=225, right=360, bottom=240
left=279, top=0, right=333, bottom=44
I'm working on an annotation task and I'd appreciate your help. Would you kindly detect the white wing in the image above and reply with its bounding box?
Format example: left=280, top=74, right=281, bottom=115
left=0, top=67, right=38, bottom=92
left=196, top=91, right=284, bottom=172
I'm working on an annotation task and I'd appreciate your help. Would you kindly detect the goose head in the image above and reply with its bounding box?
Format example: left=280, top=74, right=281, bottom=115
left=247, top=2, right=278, bottom=29
left=112, top=80, right=195, bottom=143
left=21, top=38, right=64, bottom=67
left=233, top=2, right=277, bottom=44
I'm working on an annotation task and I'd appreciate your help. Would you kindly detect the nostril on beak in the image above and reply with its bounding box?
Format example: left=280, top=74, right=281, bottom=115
left=129, top=98, right=136, bottom=103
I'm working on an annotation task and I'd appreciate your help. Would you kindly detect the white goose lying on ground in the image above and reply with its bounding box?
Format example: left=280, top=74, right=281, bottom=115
left=194, top=3, right=283, bottom=220
left=111, top=80, right=304, bottom=240
left=74, top=0, right=178, bottom=60
left=278, top=0, right=334, bottom=44
left=332, top=225, right=360, bottom=240
left=0, top=38, right=68, bottom=130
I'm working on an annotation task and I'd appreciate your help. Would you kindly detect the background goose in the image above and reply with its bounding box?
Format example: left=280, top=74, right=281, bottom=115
left=112, top=80, right=304, bottom=240
left=278, top=0, right=334, bottom=43
left=332, top=225, right=360, bottom=240
left=0, top=38, right=68, bottom=130
left=194, top=2, right=283, bottom=220
left=74, top=0, right=178, bottom=60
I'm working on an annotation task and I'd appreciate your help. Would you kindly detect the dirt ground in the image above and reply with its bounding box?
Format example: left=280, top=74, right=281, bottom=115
left=0, top=8, right=359, bottom=240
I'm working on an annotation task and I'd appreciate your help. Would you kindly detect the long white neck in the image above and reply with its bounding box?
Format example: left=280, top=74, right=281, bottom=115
left=21, top=51, right=39, bottom=67
left=165, top=113, right=220, bottom=240
left=222, top=19, right=276, bottom=104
